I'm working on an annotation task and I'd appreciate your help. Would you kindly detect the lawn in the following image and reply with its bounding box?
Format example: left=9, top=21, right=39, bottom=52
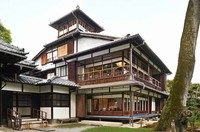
left=195, top=119, right=200, bottom=127
left=82, top=126, right=152, bottom=132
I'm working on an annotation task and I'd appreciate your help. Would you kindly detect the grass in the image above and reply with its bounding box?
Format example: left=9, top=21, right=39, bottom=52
left=55, top=123, right=88, bottom=128
left=195, top=119, right=200, bottom=127
left=82, top=126, right=152, bottom=132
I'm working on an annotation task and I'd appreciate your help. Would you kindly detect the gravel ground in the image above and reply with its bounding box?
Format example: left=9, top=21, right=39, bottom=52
left=0, top=126, right=96, bottom=132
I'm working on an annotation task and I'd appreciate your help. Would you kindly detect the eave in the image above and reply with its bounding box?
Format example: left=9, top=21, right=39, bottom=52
left=49, top=7, right=104, bottom=33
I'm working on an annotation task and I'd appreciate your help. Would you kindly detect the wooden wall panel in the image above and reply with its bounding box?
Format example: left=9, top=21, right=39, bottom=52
left=68, top=61, right=76, bottom=82
left=160, top=74, right=167, bottom=91
left=58, top=44, right=67, bottom=57
left=41, top=53, right=47, bottom=65
left=76, top=94, right=86, bottom=117
left=67, top=41, right=74, bottom=54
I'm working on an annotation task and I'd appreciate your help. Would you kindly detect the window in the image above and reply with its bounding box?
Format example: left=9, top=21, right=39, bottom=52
left=41, top=94, right=51, bottom=107
left=56, top=65, right=67, bottom=77
left=47, top=52, right=52, bottom=62
left=53, top=94, right=69, bottom=107
left=92, top=94, right=122, bottom=111
left=13, top=94, right=31, bottom=107
left=41, top=93, right=69, bottom=107
left=53, top=50, right=57, bottom=60
left=47, top=48, right=57, bottom=62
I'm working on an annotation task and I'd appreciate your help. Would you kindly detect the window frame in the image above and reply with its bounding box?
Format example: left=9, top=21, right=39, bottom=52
left=41, top=93, right=70, bottom=107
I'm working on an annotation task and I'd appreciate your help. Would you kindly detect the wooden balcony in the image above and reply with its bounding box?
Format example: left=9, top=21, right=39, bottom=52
left=132, top=67, right=162, bottom=91
left=77, top=67, right=130, bottom=86
left=77, top=65, right=162, bottom=91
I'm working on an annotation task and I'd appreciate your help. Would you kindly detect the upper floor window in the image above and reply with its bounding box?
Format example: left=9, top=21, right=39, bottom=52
left=56, top=65, right=68, bottom=77
left=47, top=48, right=57, bottom=62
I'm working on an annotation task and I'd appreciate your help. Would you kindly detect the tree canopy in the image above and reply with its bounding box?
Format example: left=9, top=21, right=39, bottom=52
left=0, top=22, right=12, bottom=44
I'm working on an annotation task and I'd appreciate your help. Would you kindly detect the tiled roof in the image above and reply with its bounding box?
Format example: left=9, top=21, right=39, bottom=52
left=1, top=74, right=78, bottom=88
left=37, top=76, right=78, bottom=87
left=15, top=60, right=37, bottom=69
left=0, top=40, right=27, bottom=64
left=1, top=74, right=43, bottom=85
left=49, top=7, right=104, bottom=32
left=0, top=40, right=27, bottom=55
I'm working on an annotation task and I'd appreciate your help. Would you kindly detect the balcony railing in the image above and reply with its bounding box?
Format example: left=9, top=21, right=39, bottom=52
left=78, top=67, right=129, bottom=81
left=77, top=65, right=162, bottom=90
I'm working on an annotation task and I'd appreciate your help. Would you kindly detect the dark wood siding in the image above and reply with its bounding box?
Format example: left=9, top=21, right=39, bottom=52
left=67, top=41, right=74, bottom=55
left=68, top=61, right=76, bottom=82
left=41, top=53, right=47, bottom=65
left=76, top=94, right=85, bottom=117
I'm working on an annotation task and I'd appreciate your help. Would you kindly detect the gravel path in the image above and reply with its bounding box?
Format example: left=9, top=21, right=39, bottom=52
left=0, top=126, right=96, bottom=132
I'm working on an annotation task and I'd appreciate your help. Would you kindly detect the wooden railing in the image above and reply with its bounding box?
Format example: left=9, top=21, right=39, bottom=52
left=32, top=108, right=47, bottom=121
left=132, top=67, right=161, bottom=88
left=77, top=65, right=162, bottom=90
left=7, top=108, right=22, bottom=130
left=77, top=67, right=128, bottom=81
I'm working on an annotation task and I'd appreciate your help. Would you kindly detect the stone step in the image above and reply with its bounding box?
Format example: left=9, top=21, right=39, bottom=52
left=80, top=120, right=123, bottom=127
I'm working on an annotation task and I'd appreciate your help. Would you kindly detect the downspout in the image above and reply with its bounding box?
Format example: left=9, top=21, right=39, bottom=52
left=72, top=9, right=79, bottom=29
left=72, top=9, right=79, bottom=53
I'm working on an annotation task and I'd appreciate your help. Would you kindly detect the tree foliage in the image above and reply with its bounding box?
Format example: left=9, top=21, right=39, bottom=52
left=187, top=98, right=200, bottom=131
left=155, top=0, right=200, bottom=131
left=0, top=22, right=12, bottom=44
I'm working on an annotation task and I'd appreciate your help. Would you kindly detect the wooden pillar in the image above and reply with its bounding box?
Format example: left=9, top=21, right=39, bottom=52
left=129, top=47, right=133, bottom=79
left=129, top=90, right=134, bottom=127
left=51, top=85, right=53, bottom=120
left=69, top=90, right=71, bottom=118
left=148, top=96, right=151, bottom=114
left=122, top=93, right=124, bottom=115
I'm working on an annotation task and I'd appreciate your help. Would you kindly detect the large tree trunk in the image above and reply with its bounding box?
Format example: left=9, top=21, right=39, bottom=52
left=155, top=0, right=200, bottom=131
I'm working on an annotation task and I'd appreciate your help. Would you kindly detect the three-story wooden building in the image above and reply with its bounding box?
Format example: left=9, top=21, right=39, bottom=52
left=32, top=7, right=171, bottom=121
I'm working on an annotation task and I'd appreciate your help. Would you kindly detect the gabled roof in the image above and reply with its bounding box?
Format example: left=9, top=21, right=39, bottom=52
left=49, top=7, right=104, bottom=33
left=54, top=34, right=171, bottom=74
left=0, top=40, right=28, bottom=64
left=32, top=30, right=117, bottom=61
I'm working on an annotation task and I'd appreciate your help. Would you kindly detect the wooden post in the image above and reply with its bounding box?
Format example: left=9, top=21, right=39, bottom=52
left=148, top=96, right=151, bottom=114
left=129, top=90, right=134, bottom=127
left=122, top=93, right=124, bottom=115
left=129, top=47, right=133, bottom=79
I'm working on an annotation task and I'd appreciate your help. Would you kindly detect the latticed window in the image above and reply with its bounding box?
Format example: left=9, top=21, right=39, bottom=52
left=56, top=65, right=67, bottom=77
left=41, top=93, right=69, bottom=107
left=47, top=48, right=57, bottom=62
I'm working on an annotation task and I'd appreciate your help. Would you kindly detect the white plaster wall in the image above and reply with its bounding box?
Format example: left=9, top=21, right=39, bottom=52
left=23, top=84, right=40, bottom=93
left=78, top=37, right=111, bottom=52
left=70, top=92, right=76, bottom=117
left=53, top=107, right=69, bottom=119
left=41, top=63, right=55, bottom=71
left=35, top=58, right=42, bottom=70
left=14, top=107, right=31, bottom=116
left=87, top=99, right=92, bottom=113
left=151, top=97, right=155, bottom=111
left=41, top=107, right=51, bottom=119
left=3, top=82, right=22, bottom=92
left=40, top=85, right=51, bottom=93
left=53, top=85, right=69, bottom=94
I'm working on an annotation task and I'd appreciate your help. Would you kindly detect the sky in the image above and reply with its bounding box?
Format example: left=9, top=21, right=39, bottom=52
left=0, top=0, right=199, bottom=83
